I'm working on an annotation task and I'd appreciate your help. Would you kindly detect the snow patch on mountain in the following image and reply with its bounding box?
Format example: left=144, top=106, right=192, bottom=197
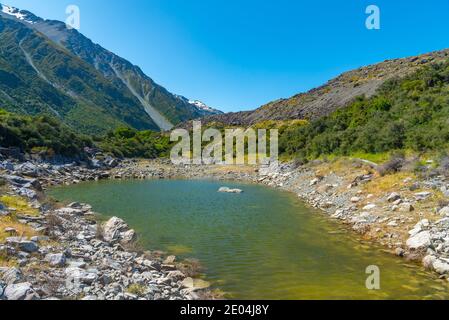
left=1, top=3, right=36, bottom=24
left=189, top=100, right=216, bottom=113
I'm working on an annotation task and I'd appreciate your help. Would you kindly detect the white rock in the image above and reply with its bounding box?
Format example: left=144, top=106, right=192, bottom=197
left=406, top=231, right=431, bottom=251
left=423, top=255, right=436, bottom=270
left=363, top=204, right=377, bottom=211
left=399, top=203, right=414, bottom=212
left=439, top=207, right=449, bottom=217
left=218, top=187, right=243, bottom=194
left=350, top=197, right=361, bottom=203
left=415, top=192, right=432, bottom=201
left=387, top=192, right=401, bottom=202
left=433, top=260, right=449, bottom=275
left=45, top=253, right=66, bottom=267
left=4, top=282, right=38, bottom=300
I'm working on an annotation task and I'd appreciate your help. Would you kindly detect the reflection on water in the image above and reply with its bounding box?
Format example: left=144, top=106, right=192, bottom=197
left=50, top=179, right=449, bottom=300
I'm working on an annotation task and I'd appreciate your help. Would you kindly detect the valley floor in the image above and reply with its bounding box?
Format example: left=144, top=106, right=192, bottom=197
left=1, top=156, right=449, bottom=300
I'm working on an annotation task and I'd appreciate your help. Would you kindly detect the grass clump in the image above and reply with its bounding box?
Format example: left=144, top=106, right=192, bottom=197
left=127, top=284, right=146, bottom=296
left=0, top=215, right=38, bottom=242
left=0, top=195, right=40, bottom=216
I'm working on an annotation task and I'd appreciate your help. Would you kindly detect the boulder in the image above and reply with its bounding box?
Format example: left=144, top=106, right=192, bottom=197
left=218, top=187, right=243, bottom=194
left=3, top=282, right=38, bottom=300
left=17, top=187, right=37, bottom=200
left=362, top=204, right=377, bottom=211
left=439, top=207, right=449, bottom=217
left=65, top=267, right=98, bottom=285
left=45, top=253, right=66, bottom=267
left=350, top=197, right=361, bottom=203
left=6, top=238, right=39, bottom=253
left=121, top=229, right=137, bottom=244
left=181, top=277, right=210, bottom=290
left=406, top=231, right=431, bottom=251
left=415, top=192, right=432, bottom=201
left=423, top=255, right=436, bottom=270
left=1, top=175, right=41, bottom=190
left=103, top=217, right=136, bottom=244
left=1, top=268, right=22, bottom=285
left=387, top=192, right=401, bottom=202
left=0, top=161, right=14, bottom=171
left=433, top=260, right=449, bottom=275
left=399, top=203, right=414, bottom=212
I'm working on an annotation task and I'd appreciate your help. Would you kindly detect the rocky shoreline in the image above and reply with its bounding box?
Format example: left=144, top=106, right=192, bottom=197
left=0, top=159, right=213, bottom=300
left=109, top=159, right=449, bottom=282
left=2, top=156, right=449, bottom=300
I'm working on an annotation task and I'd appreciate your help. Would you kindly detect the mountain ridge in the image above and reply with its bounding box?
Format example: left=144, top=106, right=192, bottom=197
left=192, top=48, right=449, bottom=127
left=0, top=3, right=221, bottom=133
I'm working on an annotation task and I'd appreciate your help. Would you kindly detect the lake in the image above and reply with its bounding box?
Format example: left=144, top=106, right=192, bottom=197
left=49, top=179, right=449, bottom=299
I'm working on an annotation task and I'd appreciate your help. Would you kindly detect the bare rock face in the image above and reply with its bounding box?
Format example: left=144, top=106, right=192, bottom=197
left=103, top=217, right=136, bottom=244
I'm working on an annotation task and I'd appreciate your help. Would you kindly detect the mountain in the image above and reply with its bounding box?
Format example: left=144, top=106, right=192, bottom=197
left=175, top=95, right=222, bottom=116
left=0, top=3, right=220, bottom=134
left=197, top=48, right=449, bottom=127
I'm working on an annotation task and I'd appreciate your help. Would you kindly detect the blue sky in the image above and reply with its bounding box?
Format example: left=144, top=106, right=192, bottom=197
left=4, top=0, right=449, bottom=112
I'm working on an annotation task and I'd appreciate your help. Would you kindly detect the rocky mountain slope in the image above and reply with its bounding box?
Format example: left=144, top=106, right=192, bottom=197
left=199, top=48, right=449, bottom=126
left=0, top=3, right=220, bottom=134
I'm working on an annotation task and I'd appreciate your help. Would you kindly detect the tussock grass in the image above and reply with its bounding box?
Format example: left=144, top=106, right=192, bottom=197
left=127, top=284, right=146, bottom=296
left=363, top=172, right=415, bottom=197
left=0, top=216, right=38, bottom=243
left=0, top=195, right=40, bottom=216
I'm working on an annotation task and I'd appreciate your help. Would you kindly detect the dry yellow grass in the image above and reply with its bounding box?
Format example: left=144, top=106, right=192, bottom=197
left=0, top=216, right=38, bottom=243
left=362, top=172, right=415, bottom=197
left=0, top=195, right=40, bottom=216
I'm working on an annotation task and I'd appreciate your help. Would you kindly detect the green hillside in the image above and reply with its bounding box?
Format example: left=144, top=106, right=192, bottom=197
left=279, top=60, right=449, bottom=160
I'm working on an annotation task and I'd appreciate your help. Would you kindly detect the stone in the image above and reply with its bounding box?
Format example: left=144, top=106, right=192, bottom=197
left=103, top=217, right=131, bottom=243
left=387, top=221, right=398, bottom=227
left=55, top=207, right=84, bottom=216
left=181, top=277, right=210, bottom=290
left=5, top=238, right=39, bottom=253
left=362, top=204, right=377, bottom=211
left=218, top=187, right=243, bottom=194
left=439, top=207, right=449, bottom=217
left=415, top=192, right=432, bottom=201
left=1, top=268, right=22, bottom=285
left=30, top=236, right=50, bottom=243
left=423, top=255, right=436, bottom=270
left=4, top=282, right=38, bottom=300
left=65, top=267, right=98, bottom=285
left=4, top=227, right=17, bottom=235
left=17, top=187, right=37, bottom=200
left=399, top=203, right=414, bottom=212
left=350, top=197, right=361, bottom=203
left=406, top=231, right=431, bottom=251
left=387, top=192, right=401, bottom=202
left=121, top=229, right=137, bottom=244
left=395, top=248, right=405, bottom=257
left=164, top=255, right=177, bottom=264
left=409, top=219, right=430, bottom=238
left=45, top=253, right=66, bottom=267
left=433, top=260, right=449, bottom=275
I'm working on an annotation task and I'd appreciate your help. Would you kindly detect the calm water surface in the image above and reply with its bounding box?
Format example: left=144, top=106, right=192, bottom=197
left=49, top=179, right=449, bottom=299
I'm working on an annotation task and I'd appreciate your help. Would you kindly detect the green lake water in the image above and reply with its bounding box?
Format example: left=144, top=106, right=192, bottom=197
left=49, top=179, right=449, bottom=300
